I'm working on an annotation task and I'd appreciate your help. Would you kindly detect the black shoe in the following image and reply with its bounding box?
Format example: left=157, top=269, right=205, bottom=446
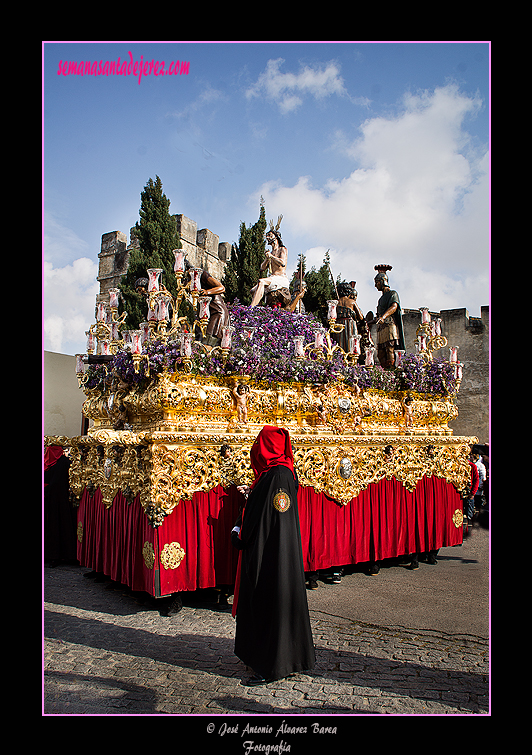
left=330, top=574, right=342, bottom=584
left=307, top=579, right=319, bottom=590
left=408, top=559, right=419, bottom=570
left=427, top=553, right=438, bottom=565
left=368, top=564, right=380, bottom=576
left=242, top=673, right=268, bottom=686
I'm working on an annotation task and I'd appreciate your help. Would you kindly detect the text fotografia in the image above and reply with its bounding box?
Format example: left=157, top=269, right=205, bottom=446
left=208, top=720, right=338, bottom=751
left=57, top=52, right=190, bottom=84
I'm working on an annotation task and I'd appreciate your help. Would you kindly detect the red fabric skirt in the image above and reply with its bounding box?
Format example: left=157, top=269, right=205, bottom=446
left=77, top=476, right=463, bottom=596
left=298, top=476, right=463, bottom=571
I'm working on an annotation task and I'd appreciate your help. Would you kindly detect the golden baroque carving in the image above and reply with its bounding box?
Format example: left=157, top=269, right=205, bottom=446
left=63, top=431, right=151, bottom=509
left=76, top=371, right=459, bottom=436
left=293, top=438, right=472, bottom=503
left=45, top=430, right=475, bottom=524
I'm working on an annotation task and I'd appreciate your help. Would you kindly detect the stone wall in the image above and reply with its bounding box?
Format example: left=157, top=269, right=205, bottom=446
left=96, top=215, right=231, bottom=305
left=175, top=214, right=231, bottom=281
left=96, top=214, right=231, bottom=310
left=96, top=230, right=129, bottom=307
left=398, top=306, right=489, bottom=443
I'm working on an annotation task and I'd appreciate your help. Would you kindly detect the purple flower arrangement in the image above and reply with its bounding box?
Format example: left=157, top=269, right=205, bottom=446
left=83, top=304, right=458, bottom=397
left=394, top=353, right=458, bottom=395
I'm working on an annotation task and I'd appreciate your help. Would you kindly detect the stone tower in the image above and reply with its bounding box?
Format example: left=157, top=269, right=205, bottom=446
left=95, top=214, right=232, bottom=313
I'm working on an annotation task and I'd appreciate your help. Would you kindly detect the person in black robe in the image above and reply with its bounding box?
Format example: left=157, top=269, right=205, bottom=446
left=44, top=446, right=78, bottom=565
left=231, top=425, right=315, bottom=685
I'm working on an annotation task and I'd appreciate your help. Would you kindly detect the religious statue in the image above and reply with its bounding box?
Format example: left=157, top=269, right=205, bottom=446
left=184, top=261, right=230, bottom=346
left=134, top=277, right=149, bottom=297
left=401, top=396, right=414, bottom=428
left=218, top=443, right=243, bottom=489
left=369, top=265, right=405, bottom=369
left=383, top=445, right=395, bottom=462
left=314, top=402, right=327, bottom=425
left=250, top=216, right=291, bottom=307
left=265, top=280, right=307, bottom=312
left=287, top=279, right=307, bottom=313
left=332, top=281, right=374, bottom=364
left=232, top=383, right=250, bottom=424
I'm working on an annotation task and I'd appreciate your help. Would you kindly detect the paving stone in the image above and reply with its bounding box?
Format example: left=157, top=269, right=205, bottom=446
left=43, top=564, right=489, bottom=718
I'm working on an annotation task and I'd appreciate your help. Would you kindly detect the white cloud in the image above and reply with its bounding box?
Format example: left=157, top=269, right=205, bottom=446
left=171, top=84, right=227, bottom=126
left=246, top=58, right=349, bottom=114
left=43, top=209, right=90, bottom=265
left=257, top=84, right=489, bottom=314
left=43, top=257, right=99, bottom=354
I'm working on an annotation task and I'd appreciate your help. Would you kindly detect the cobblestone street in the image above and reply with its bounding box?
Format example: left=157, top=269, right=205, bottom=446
left=44, top=555, right=489, bottom=720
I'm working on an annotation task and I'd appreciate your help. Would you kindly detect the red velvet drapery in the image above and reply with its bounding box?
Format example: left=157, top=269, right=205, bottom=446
left=77, top=476, right=463, bottom=597
left=77, top=489, right=155, bottom=594
left=298, top=476, right=463, bottom=572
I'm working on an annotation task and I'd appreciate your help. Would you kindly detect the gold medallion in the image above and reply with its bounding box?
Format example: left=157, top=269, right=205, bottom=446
left=273, top=490, right=291, bottom=513
left=452, top=509, right=464, bottom=528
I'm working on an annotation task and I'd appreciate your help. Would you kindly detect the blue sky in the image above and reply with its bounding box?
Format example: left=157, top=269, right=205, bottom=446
left=43, top=41, right=490, bottom=356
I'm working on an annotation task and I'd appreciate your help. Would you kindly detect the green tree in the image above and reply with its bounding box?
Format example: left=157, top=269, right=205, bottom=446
left=119, top=176, right=181, bottom=328
left=222, top=202, right=267, bottom=305
left=297, top=250, right=338, bottom=321
left=290, top=253, right=307, bottom=290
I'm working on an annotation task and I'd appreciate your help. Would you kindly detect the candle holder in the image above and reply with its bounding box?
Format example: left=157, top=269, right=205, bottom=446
left=129, top=330, right=150, bottom=374
left=364, top=347, right=375, bottom=366
left=173, top=249, right=186, bottom=275
left=197, top=296, right=211, bottom=339
left=87, top=289, right=128, bottom=355
left=242, top=327, right=256, bottom=342
left=220, top=325, right=235, bottom=361
left=203, top=325, right=234, bottom=364
left=292, top=317, right=350, bottom=364
left=416, top=308, right=448, bottom=363
left=293, top=335, right=306, bottom=359
left=394, top=350, right=405, bottom=367
left=305, top=321, right=347, bottom=362
left=75, top=354, right=87, bottom=387
left=346, top=334, right=362, bottom=364
left=144, top=259, right=206, bottom=347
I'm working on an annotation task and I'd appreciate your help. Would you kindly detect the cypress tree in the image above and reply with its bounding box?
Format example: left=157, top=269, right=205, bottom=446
left=222, top=202, right=267, bottom=305
left=119, top=176, right=181, bottom=328
left=299, top=250, right=338, bottom=320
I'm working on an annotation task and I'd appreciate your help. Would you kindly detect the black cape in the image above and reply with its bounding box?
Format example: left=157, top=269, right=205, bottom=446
left=233, top=465, right=315, bottom=681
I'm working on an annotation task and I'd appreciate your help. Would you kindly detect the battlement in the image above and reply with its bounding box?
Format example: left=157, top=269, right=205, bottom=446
left=96, top=214, right=231, bottom=305
left=398, top=306, right=489, bottom=441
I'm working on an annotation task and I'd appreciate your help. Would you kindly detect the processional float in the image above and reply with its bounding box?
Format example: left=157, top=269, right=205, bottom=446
left=45, top=248, right=475, bottom=599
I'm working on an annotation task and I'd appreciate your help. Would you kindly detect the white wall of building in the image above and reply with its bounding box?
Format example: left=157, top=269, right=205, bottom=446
left=43, top=351, right=86, bottom=438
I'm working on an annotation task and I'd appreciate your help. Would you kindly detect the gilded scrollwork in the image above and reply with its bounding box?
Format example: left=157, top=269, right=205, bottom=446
left=452, top=509, right=464, bottom=528
left=46, top=428, right=474, bottom=524
left=45, top=360, right=475, bottom=529
left=74, top=369, right=460, bottom=437
left=61, top=431, right=151, bottom=510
